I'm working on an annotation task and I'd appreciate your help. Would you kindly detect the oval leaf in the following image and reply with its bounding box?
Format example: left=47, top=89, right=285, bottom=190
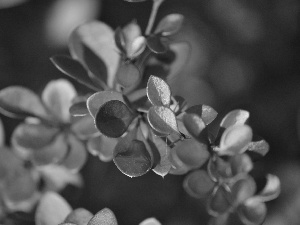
left=0, top=86, right=48, bottom=119
left=65, top=208, right=93, bottom=225
left=182, top=113, right=207, bottom=142
left=69, top=101, right=89, bottom=117
left=217, top=125, right=253, bottom=156
left=237, top=198, right=267, bottom=225
left=113, top=129, right=152, bottom=177
left=148, top=106, right=179, bottom=136
left=116, top=63, right=141, bottom=88
left=50, top=55, right=99, bottom=91
left=155, top=14, right=184, bottom=36
left=127, top=36, right=146, bottom=59
left=35, top=192, right=72, bottom=225
left=147, top=75, right=171, bottom=106
left=69, top=21, right=120, bottom=88
left=183, top=169, right=215, bottom=199
left=220, top=110, right=250, bottom=129
left=95, top=100, right=135, bottom=138
left=87, top=91, right=125, bottom=119
left=88, top=208, right=118, bottom=225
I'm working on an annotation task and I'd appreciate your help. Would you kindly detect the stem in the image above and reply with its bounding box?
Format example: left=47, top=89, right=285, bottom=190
left=145, top=0, right=164, bottom=35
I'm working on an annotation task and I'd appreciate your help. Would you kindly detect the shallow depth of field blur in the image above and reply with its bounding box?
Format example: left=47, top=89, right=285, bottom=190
left=0, top=0, right=299, bottom=224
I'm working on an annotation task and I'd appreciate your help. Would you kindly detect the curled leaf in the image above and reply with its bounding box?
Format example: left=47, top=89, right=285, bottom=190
left=256, top=174, right=280, bottom=202
left=147, top=106, right=179, bottom=136
left=220, top=110, right=250, bottom=129
left=95, top=100, right=135, bottom=138
left=216, top=125, right=253, bottom=156
left=147, top=75, right=171, bottom=106
left=183, top=170, right=214, bottom=199
left=155, top=14, right=184, bottom=36
left=88, top=208, right=118, bottom=225
left=87, top=91, right=125, bottom=119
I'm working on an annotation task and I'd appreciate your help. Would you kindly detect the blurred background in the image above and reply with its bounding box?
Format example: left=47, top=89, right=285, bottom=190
left=0, top=0, right=299, bottom=224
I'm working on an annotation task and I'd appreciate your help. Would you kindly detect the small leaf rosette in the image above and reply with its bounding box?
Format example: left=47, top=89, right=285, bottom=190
left=0, top=79, right=98, bottom=172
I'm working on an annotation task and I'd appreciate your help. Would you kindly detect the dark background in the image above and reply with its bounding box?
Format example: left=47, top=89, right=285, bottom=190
left=0, top=0, right=300, bottom=224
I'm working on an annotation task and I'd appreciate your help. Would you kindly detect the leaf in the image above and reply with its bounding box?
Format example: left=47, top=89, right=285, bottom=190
left=114, top=27, right=126, bottom=54
left=32, top=134, right=68, bottom=166
left=150, top=132, right=172, bottom=177
left=60, top=134, right=87, bottom=173
left=220, top=110, right=250, bottom=129
left=71, top=114, right=99, bottom=140
left=237, top=198, right=267, bottom=225
left=127, top=36, right=146, bottom=59
left=116, top=63, right=141, bottom=88
left=0, top=147, right=23, bottom=181
left=35, top=192, right=72, bottom=225
left=87, top=91, right=125, bottom=119
left=147, top=75, right=171, bottom=106
left=69, top=101, right=89, bottom=117
left=42, top=79, right=77, bottom=122
left=207, top=185, right=232, bottom=217
left=0, top=118, right=5, bottom=147
left=87, top=135, right=118, bottom=162
left=2, top=169, right=39, bottom=212
left=113, top=128, right=152, bottom=177
left=0, top=86, right=49, bottom=119
left=207, top=156, right=232, bottom=181
left=255, top=174, right=280, bottom=202
left=148, top=106, right=179, bottom=136
left=155, top=14, right=184, bottom=36
left=88, top=208, right=118, bottom=225
left=230, top=176, right=257, bottom=207
left=171, top=138, right=209, bottom=170
left=69, top=21, right=120, bottom=88
left=167, top=42, right=191, bottom=84
left=216, top=125, right=253, bottom=156
left=183, top=169, right=214, bottom=199
left=65, top=208, right=93, bottom=225
left=139, top=218, right=161, bottom=225
left=146, top=35, right=168, bottom=54
left=185, top=105, right=218, bottom=125
left=38, top=165, right=82, bottom=192
left=247, top=139, right=269, bottom=157
left=95, top=100, right=135, bottom=138
left=50, top=55, right=99, bottom=91
left=182, top=113, right=207, bottom=142
left=230, top=154, right=253, bottom=176
left=11, top=123, right=59, bottom=156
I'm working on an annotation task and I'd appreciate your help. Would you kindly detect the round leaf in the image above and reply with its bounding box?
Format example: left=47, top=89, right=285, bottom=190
left=95, top=100, right=135, bottom=138
left=35, top=192, right=72, bottom=225
left=217, top=125, right=253, bottom=156
left=116, top=63, right=141, bottom=88
left=147, top=75, right=171, bottom=106
left=113, top=129, right=152, bottom=177
left=237, top=198, right=267, bottom=225
left=220, top=110, right=250, bottom=129
left=87, top=91, right=125, bottom=119
left=69, top=21, right=120, bottom=88
left=87, top=135, right=118, bottom=162
left=0, top=86, right=49, bottom=119
left=65, top=208, right=93, bottom=225
left=42, top=79, right=77, bottom=122
left=147, top=106, right=179, bottom=136
left=256, top=174, right=280, bottom=202
left=69, top=101, right=89, bottom=117
left=146, top=35, right=168, bottom=54
left=183, top=170, right=214, bottom=199
left=155, top=14, right=184, bottom=36
left=50, top=55, right=99, bottom=91
left=88, top=208, right=118, bottom=225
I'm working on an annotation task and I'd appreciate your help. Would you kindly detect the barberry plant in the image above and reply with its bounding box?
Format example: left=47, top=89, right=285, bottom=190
left=0, top=0, right=280, bottom=224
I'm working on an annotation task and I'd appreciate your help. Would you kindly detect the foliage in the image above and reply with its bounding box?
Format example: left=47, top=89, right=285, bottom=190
left=0, top=0, right=281, bottom=224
